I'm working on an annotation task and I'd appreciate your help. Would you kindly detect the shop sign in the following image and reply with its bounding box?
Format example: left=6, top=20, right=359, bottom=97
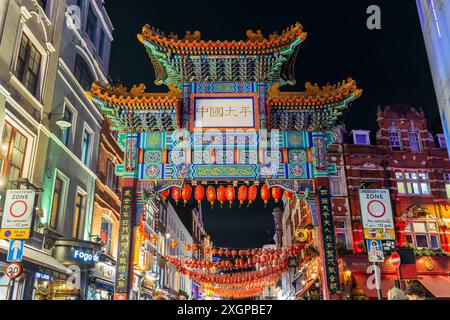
left=73, top=249, right=99, bottom=263
left=115, top=187, right=134, bottom=294
left=367, top=240, right=385, bottom=263
left=0, top=190, right=36, bottom=240
left=95, top=262, right=115, bottom=283
left=359, top=189, right=395, bottom=231
left=318, top=187, right=341, bottom=294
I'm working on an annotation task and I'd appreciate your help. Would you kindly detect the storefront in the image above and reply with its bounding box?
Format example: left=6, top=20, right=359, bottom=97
left=292, top=258, right=321, bottom=300
left=0, top=240, right=73, bottom=300
left=87, top=254, right=116, bottom=300
left=342, top=255, right=450, bottom=300
left=52, top=239, right=101, bottom=300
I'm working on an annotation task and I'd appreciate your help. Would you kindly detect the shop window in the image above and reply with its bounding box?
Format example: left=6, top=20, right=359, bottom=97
left=101, top=217, right=112, bottom=255
left=388, top=127, right=402, bottom=150
left=404, top=220, right=441, bottom=250
left=408, top=129, right=422, bottom=152
left=15, top=34, right=42, bottom=97
left=50, top=177, right=64, bottom=230
left=0, top=122, right=28, bottom=189
left=395, top=171, right=430, bottom=195
left=73, top=192, right=86, bottom=239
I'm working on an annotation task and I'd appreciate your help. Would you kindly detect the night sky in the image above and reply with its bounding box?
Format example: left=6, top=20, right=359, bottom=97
left=105, top=0, right=439, bottom=248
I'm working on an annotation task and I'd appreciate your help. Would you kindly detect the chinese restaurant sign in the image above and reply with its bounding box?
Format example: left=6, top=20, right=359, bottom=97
left=115, top=187, right=134, bottom=294
left=318, top=187, right=341, bottom=294
left=194, top=97, right=255, bottom=129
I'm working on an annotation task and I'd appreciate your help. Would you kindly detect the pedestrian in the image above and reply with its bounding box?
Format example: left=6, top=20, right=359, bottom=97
left=387, top=286, right=406, bottom=300
left=404, top=281, right=428, bottom=300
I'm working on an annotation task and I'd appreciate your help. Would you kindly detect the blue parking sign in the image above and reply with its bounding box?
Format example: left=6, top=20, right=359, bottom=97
left=7, top=240, right=24, bottom=263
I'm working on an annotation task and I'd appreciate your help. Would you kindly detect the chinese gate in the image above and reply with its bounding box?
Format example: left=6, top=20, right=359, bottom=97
left=88, top=22, right=361, bottom=300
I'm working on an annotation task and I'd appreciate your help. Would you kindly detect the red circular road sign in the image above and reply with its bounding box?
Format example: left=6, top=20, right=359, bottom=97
left=5, top=263, right=22, bottom=279
left=367, top=200, right=386, bottom=218
left=390, top=252, right=401, bottom=269
left=9, top=200, right=28, bottom=218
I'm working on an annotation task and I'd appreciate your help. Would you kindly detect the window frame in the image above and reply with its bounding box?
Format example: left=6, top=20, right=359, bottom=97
left=404, top=219, right=441, bottom=250
left=81, top=124, right=94, bottom=167
left=387, top=126, right=403, bottom=150
left=73, top=188, right=87, bottom=239
left=14, top=33, right=42, bottom=97
left=352, top=130, right=371, bottom=145
left=395, top=171, right=431, bottom=196
left=408, top=129, right=423, bottom=152
left=49, top=170, right=69, bottom=232
left=59, top=99, right=77, bottom=147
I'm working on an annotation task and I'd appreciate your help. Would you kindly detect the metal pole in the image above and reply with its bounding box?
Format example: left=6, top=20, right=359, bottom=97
left=373, top=262, right=383, bottom=300
left=8, top=279, right=16, bottom=300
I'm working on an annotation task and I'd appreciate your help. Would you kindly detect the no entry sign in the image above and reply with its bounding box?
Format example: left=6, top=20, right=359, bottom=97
left=359, top=189, right=394, bottom=230
left=390, top=252, right=401, bottom=269
left=0, top=190, right=36, bottom=240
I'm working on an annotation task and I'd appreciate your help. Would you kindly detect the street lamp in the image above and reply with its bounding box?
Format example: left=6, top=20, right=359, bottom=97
left=42, top=112, right=72, bottom=129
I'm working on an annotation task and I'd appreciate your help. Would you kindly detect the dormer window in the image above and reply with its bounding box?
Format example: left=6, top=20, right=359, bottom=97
left=388, top=126, right=402, bottom=150
left=352, top=130, right=371, bottom=145
left=437, top=134, right=447, bottom=149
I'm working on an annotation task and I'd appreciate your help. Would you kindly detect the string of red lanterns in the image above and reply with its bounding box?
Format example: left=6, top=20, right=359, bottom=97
left=160, top=184, right=294, bottom=208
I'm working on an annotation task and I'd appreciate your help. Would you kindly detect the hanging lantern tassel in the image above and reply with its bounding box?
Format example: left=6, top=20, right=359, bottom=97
left=261, top=185, right=271, bottom=208
left=238, top=185, right=248, bottom=208
left=195, top=185, right=205, bottom=206
left=172, top=188, right=181, bottom=205
left=226, top=185, right=236, bottom=209
left=272, top=187, right=282, bottom=204
left=182, top=185, right=192, bottom=207
left=217, top=186, right=226, bottom=209
left=206, top=186, right=217, bottom=209
left=247, top=185, right=258, bottom=207
left=284, top=190, right=294, bottom=202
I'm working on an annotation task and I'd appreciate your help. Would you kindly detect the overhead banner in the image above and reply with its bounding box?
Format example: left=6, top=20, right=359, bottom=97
left=359, top=189, right=394, bottom=230
left=0, top=189, right=36, bottom=240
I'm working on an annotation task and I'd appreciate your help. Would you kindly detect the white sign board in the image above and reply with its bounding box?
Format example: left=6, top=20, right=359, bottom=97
left=0, top=189, right=36, bottom=239
left=194, top=97, right=255, bottom=129
left=359, top=189, right=394, bottom=230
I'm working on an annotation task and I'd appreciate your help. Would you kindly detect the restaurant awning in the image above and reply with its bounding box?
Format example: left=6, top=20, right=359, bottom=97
left=0, top=240, right=72, bottom=275
left=418, top=276, right=450, bottom=299
left=352, top=274, right=397, bottom=299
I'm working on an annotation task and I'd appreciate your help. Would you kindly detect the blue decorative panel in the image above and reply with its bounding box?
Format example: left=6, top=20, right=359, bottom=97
left=239, top=150, right=258, bottom=164
left=286, top=132, right=306, bottom=148
left=144, top=151, right=162, bottom=164
left=263, top=150, right=282, bottom=164
left=192, top=82, right=258, bottom=94
left=192, top=165, right=259, bottom=180
left=215, top=150, right=234, bottom=165
left=193, top=150, right=211, bottom=164
left=142, top=132, right=164, bottom=149
left=168, top=150, right=186, bottom=164
left=260, top=164, right=287, bottom=179
left=289, top=150, right=307, bottom=164
left=288, top=164, right=308, bottom=179
left=192, top=132, right=258, bottom=148
left=142, top=165, right=162, bottom=179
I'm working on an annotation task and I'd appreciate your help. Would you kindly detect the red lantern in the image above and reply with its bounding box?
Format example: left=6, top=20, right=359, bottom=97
left=272, top=187, right=282, bottom=203
left=161, top=189, right=170, bottom=201
left=182, top=185, right=192, bottom=206
left=204, top=247, right=211, bottom=255
left=185, top=244, right=191, bottom=251
left=170, top=240, right=177, bottom=249
left=150, top=235, right=158, bottom=245
left=206, top=186, right=217, bottom=208
left=261, top=185, right=271, bottom=207
left=211, top=248, right=217, bottom=255
left=217, top=186, right=226, bottom=208
left=226, top=186, right=236, bottom=208
left=238, top=185, right=248, bottom=208
left=284, top=190, right=294, bottom=201
left=172, top=188, right=182, bottom=205
left=195, top=185, right=205, bottom=205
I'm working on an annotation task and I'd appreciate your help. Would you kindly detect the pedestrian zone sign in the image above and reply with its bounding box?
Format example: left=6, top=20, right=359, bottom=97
left=0, top=189, right=36, bottom=240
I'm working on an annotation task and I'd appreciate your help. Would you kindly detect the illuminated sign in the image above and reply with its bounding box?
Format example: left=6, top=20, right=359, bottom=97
left=194, top=97, right=255, bottom=129
left=73, top=250, right=99, bottom=263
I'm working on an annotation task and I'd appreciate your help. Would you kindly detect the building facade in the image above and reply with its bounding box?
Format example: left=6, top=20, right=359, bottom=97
left=328, top=104, right=450, bottom=299
left=417, top=0, right=450, bottom=154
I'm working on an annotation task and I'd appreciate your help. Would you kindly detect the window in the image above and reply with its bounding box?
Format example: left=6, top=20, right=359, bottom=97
left=50, top=177, right=63, bottom=230
left=98, top=29, right=106, bottom=60
left=86, top=5, right=97, bottom=43
left=404, top=220, right=441, bottom=250
left=101, top=217, right=112, bottom=255
left=0, top=122, right=28, bottom=189
left=105, top=159, right=118, bottom=191
left=334, top=219, right=349, bottom=249
left=437, top=134, right=447, bottom=149
left=329, top=176, right=342, bottom=196
left=15, top=34, right=42, bottom=96
left=408, top=129, right=422, bottom=151
left=396, top=171, right=430, bottom=195
left=352, top=130, right=370, bottom=145
left=81, top=128, right=92, bottom=166
left=36, top=0, right=48, bottom=11
left=445, top=173, right=450, bottom=199
left=74, top=55, right=94, bottom=90
left=60, top=107, right=73, bottom=146
left=388, top=127, right=402, bottom=150
left=73, top=193, right=85, bottom=239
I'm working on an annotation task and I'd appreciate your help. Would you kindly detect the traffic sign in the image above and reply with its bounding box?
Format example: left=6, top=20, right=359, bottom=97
left=7, top=240, right=25, bottom=263
left=5, top=263, right=22, bottom=279
left=359, top=189, right=395, bottom=231
left=367, top=240, right=385, bottom=263
left=390, top=252, right=401, bottom=269
left=0, top=189, right=36, bottom=240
